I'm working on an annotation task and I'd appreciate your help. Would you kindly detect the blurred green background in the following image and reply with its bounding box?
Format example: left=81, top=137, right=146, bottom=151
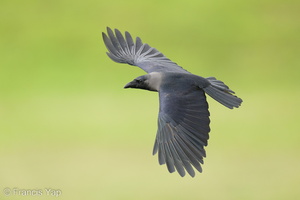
left=0, top=0, right=299, bottom=199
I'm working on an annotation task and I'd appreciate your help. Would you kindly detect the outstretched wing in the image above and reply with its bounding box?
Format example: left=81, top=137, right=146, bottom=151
left=153, top=87, right=210, bottom=177
left=102, top=27, right=189, bottom=74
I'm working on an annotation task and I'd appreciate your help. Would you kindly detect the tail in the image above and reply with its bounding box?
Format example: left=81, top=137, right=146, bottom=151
left=203, top=77, right=242, bottom=109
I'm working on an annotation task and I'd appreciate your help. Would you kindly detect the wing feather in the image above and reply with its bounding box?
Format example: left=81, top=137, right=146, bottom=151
left=125, top=31, right=135, bottom=53
left=102, top=27, right=189, bottom=73
left=153, top=88, right=210, bottom=177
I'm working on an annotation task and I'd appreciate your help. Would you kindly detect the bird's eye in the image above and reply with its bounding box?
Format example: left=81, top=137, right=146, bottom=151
left=136, top=79, right=142, bottom=83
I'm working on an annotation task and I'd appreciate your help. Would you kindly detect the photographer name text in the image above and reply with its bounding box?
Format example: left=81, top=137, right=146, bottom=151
left=3, top=187, right=62, bottom=197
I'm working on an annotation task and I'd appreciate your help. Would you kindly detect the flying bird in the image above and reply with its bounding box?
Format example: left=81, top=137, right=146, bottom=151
left=102, top=27, right=242, bottom=177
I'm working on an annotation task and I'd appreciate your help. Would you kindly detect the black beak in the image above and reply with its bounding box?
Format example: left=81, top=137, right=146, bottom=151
left=124, top=81, right=135, bottom=89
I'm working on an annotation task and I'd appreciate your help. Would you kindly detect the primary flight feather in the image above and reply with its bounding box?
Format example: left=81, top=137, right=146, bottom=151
left=102, top=27, right=242, bottom=177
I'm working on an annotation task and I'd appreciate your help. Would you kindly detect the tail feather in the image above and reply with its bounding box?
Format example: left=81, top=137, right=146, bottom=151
left=204, top=77, right=242, bottom=109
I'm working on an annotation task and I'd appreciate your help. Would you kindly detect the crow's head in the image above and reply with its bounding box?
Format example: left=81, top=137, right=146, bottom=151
left=124, top=73, right=162, bottom=92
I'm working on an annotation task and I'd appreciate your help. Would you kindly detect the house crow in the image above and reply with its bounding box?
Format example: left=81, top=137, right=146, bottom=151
left=102, top=27, right=242, bottom=177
